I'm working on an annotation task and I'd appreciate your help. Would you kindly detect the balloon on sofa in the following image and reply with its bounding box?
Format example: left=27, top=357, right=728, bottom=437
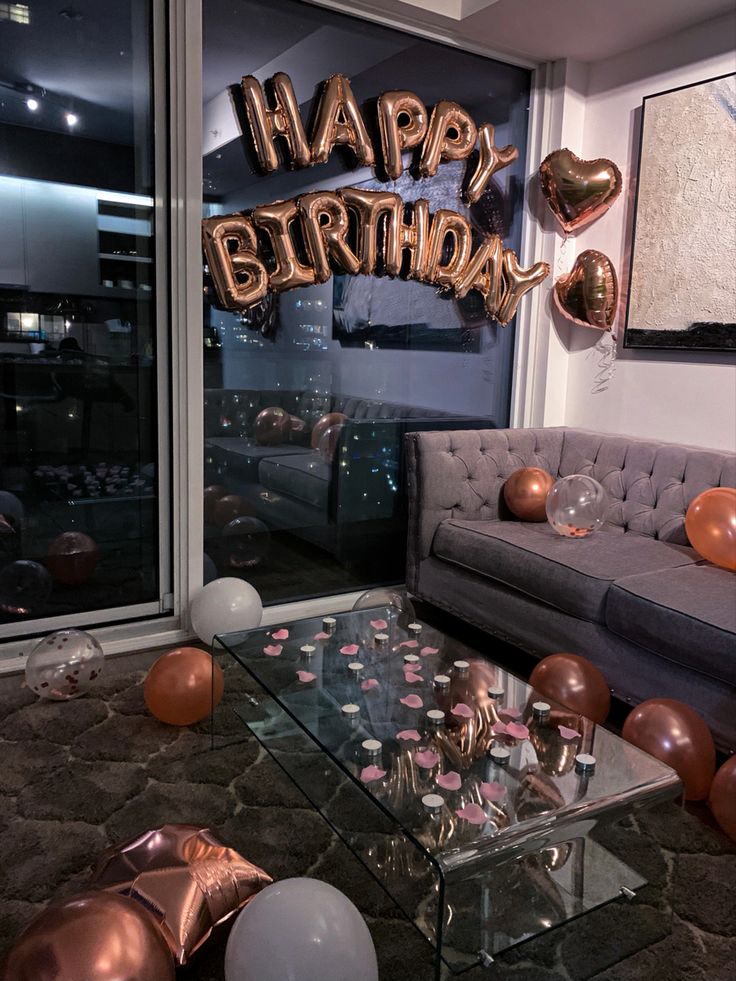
left=529, top=653, right=610, bottom=724
left=144, top=647, right=223, bottom=725
left=311, top=411, right=347, bottom=449
left=622, top=698, right=716, bottom=801
left=709, top=755, right=736, bottom=841
left=254, top=406, right=304, bottom=446
left=546, top=474, right=606, bottom=537
left=190, top=577, right=263, bottom=646
left=685, top=487, right=736, bottom=571
left=503, top=467, right=555, bottom=521
left=224, top=878, right=378, bottom=981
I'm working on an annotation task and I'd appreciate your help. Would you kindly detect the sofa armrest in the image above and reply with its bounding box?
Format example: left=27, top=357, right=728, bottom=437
left=404, top=428, right=565, bottom=591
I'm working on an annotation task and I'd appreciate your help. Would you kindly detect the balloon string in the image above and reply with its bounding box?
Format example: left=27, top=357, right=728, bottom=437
left=591, top=330, right=617, bottom=394
left=555, top=232, right=570, bottom=277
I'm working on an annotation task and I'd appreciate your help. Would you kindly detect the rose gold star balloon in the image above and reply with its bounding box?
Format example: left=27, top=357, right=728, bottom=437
left=91, top=824, right=272, bottom=964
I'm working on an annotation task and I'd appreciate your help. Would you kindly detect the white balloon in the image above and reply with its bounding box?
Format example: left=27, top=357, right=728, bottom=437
left=190, top=576, right=263, bottom=645
left=225, top=878, right=378, bottom=981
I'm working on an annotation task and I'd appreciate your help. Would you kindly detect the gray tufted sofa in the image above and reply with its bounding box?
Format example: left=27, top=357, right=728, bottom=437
left=406, top=427, right=736, bottom=750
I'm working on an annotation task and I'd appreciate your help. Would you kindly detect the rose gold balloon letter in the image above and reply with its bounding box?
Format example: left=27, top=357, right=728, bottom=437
left=241, top=72, right=311, bottom=172
left=202, top=215, right=268, bottom=311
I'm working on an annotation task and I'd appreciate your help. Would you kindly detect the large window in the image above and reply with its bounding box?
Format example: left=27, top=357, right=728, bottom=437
left=202, top=0, right=531, bottom=605
left=0, top=0, right=167, bottom=636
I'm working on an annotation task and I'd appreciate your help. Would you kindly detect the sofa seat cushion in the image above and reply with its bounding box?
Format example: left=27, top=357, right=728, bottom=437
left=606, top=564, right=736, bottom=686
left=259, top=452, right=330, bottom=510
left=432, top=519, right=697, bottom=623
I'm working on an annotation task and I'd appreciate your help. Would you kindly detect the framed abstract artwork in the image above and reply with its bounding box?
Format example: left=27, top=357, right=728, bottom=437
left=624, top=72, right=736, bottom=350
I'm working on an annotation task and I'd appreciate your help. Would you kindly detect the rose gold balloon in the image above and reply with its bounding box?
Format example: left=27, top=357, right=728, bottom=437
left=2, top=891, right=175, bottom=981
left=203, top=483, right=227, bottom=524
left=622, top=698, right=716, bottom=801
left=377, top=90, right=428, bottom=181
left=310, top=74, right=375, bottom=167
left=554, top=250, right=618, bottom=331
left=709, top=756, right=736, bottom=841
left=539, top=148, right=622, bottom=232
left=212, top=493, right=254, bottom=529
left=464, top=123, right=518, bottom=204
left=299, top=191, right=360, bottom=283
left=685, top=487, right=736, bottom=571
left=418, top=100, right=477, bottom=178
left=240, top=72, right=311, bottom=173
left=144, top=647, right=223, bottom=726
left=496, top=249, right=550, bottom=326
left=92, top=824, right=273, bottom=965
left=46, top=531, right=98, bottom=586
left=254, top=406, right=292, bottom=446
left=201, top=213, right=268, bottom=311
left=529, top=653, right=610, bottom=724
left=503, top=467, right=556, bottom=521
left=311, top=411, right=348, bottom=450
left=318, top=423, right=344, bottom=464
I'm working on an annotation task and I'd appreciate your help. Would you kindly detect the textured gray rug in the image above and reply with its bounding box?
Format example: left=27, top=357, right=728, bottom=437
left=0, top=649, right=734, bottom=981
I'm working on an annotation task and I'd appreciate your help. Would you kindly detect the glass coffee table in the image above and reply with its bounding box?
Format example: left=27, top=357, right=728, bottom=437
left=212, top=606, right=681, bottom=978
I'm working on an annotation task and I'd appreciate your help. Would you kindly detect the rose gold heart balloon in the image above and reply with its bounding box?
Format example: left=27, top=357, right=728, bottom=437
left=539, top=148, right=622, bottom=232
left=554, top=250, right=618, bottom=331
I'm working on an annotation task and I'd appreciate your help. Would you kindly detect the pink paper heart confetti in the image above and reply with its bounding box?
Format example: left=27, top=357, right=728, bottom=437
left=558, top=725, right=582, bottom=740
left=397, top=729, right=421, bottom=741
left=296, top=670, right=316, bottom=683
left=360, top=765, right=386, bottom=784
left=340, top=644, right=360, bottom=656
left=400, top=639, right=419, bottom=648
left=404, top=671, right=423, bottom=684
left=499, top=706, right=522, bottom=719
left=451, top=702, right=474, bottom=719
left=420, top=646, right=439, bottom=656
left=436, top=771, right=462, bottom=791
left=263, top=644, right=283, bottom=657
left=505, top=722, right=530, bottom=740
left=491, top=720, right=508, bottom=735
left=456, top=803, right=487, bottom=826
left=314, top=632, right=330, bottom=641
left=414, top=749, right=441, bottom=768
left=370, top=619, right=388, bottom=630
left=400, top=694, right=423, bottom=709
left=271, top=628, right=289, bottom=640
left=480, top=781, right=508, bottom=802
left=361, top=678, right=380, bottom=692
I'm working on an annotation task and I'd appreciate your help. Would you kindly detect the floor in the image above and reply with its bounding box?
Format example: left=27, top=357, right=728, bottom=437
left=1, top=618, right=734, bottom=980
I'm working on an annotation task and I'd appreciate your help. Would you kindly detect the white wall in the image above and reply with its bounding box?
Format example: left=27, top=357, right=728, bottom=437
left=559, top=13, right=736, bottom=451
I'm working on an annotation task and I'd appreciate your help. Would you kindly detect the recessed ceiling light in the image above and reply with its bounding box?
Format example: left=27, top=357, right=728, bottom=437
left=65, top=112, right=79, bottom=128
left=26, top=97, right=39, bottom=111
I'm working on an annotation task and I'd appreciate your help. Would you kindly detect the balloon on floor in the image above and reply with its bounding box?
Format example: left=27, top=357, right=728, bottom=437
left=709, top=756, right=736, bottom=841
left=529, top=652, right=610, bottom=724
left=144, top=647, right=223, bottom=725
left=1, top=891, right=175, bottom=981
left=622, top=698, right=716, bottom=801
left=224, top=878, right=379, bottom=981
left=190, top=576, right=263, bottom=645
left=25, top=628, right=104, bottom=701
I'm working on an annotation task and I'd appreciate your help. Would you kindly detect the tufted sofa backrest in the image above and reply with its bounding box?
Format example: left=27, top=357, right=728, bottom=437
left=559, top=429, right=736, bottom=543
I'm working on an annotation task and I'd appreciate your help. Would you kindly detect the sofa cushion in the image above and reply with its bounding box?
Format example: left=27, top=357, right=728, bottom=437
left=259, top=452, right=330, bottom=510
left=432, top=518, right=697, bottom=624
left=606, top=564, right=736, bottom=686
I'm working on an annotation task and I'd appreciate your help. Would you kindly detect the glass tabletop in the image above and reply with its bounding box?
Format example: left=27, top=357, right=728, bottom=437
left=214, top=606, right=681, bottom=882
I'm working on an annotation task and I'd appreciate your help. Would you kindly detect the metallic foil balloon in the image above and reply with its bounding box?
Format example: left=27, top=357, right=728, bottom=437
left=377, top=90, right=428, bottom=180
left=385, top=196, right=431, bottom=280
left=224, top=878, right=378, bottom=981
left=298, top=191, right=360, bottom=282
left=546, top=474, right=607, bottom=538
left=496, top=249, right=550, bottom=326
left=685, top=487, right=736, bottom=571
left=240, top=72, right=312, bottom=173
left=339, top=187, right=401, bottom=275
left=92, top=824, right=273, bottom=965
left=252, top=198, right=316, bottom=291
left=25, top=628, right=104, bottom=700
left=201, top=213, right=268, bottom=310
left=418, top=100, right=477, bottom=178
left=223, top=516, right=271, bottom=569
left=310, top=74, right=375, bottom=167
left=311, top=411, right=347, bottom=450
left=47, top=531, right=98, bottom=586
left=424, top=209, right=472, bottom=289
left=0, top=559, right=52, bottom=616
left=622, top=698, right=716, bottom=800
left=254, top=406, right=292, bottom=446
left=203, top=484, right=227, bottom=524
left=144, top=647, right=223, bottom=726
left=213, top=493, right=254, bottom=529
left=539, top=148, right=622, bottom=232
left=2, top=891, right=175, bottom=981
left=529, top=653, right=611, bottom=724
left=709, top=756, right=736, bottom=841
left=503, top=467, right=556, bottom=521
left=554, top=250, right=618, bottom=330
left=190, top=577, right=263, bottom=646
left=464, top=123, right=518, bottom=204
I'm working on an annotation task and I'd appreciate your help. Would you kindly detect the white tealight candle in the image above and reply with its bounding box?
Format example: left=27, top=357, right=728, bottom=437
left=489, top=746, right=510, bottom=765
left=575, top=753, right=596, bottom=772
left=374, top=633, right=389, bottom=645
left=426, top=709, right=446, bottom=725
left=408, top=622, right=422, bottom=635
left=403, top=653, right=420, bottom=665
left=487, top=685, right=505, bottom=699
left=348, top=661, right=364, bottom=675
left=300, top=644, right=316, bottom=657
left=323, top=616, right=337, bottom=634
left=422, top=793, right=444, bottom=813
left=362, top=739, right=382, bottom=756
left=341, top=703, right=360, bottom=722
